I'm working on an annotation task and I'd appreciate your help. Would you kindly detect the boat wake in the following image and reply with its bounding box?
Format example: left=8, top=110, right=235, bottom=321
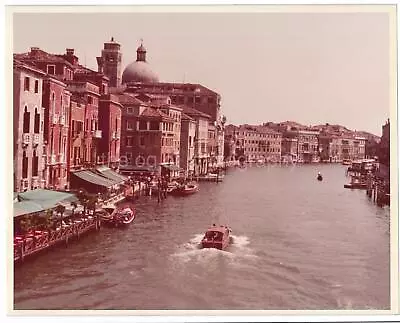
left=170, top=233, right=258, bottom=264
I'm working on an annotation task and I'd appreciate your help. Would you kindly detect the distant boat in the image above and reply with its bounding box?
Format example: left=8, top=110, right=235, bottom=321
left=170, top=183, right=199, bottom=196
left=201, top=225, right=232, bottom=250
left=317, top=173, right=323, bottom=181
left=342, top=159, right=352, bottom=165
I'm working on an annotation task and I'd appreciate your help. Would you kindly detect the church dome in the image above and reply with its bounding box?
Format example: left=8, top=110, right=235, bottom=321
left=122, top=42, right=159, bottom=84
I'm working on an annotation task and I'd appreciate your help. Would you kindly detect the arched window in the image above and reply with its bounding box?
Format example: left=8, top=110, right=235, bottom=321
left=23, top=106, right=30, bottom=133
left=34, top=107, right=40, bottom=133
left=22, top=151, right=28, bottom=179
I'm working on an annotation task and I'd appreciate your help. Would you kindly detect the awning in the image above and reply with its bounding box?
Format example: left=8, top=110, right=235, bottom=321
left=161, top=164, right=181, bottom=171
left=72, top=170, right=115, bottom=188
left=119, top=165, right=157, bottom=173
left=14, top=200, right=44, bottom=217
left=14, top=189, right=78, bottom=217
left=96, top=166, right=127, bottom=184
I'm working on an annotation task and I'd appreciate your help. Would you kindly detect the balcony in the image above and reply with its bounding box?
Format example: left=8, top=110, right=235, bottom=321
left=92, top=130, right=102, bottom=138
left=48, top=154, right=56, bottom=165
left=73, top=130, right=82, bottom=138
left=58, top=153, right=65, bottom=164
left=52, top=114, right=59, bottom=125
left=33, top=134, right=40, bottom=146
left=59, top=115, right=66, bottom=126
left=22, top=133, right=30, bottom=146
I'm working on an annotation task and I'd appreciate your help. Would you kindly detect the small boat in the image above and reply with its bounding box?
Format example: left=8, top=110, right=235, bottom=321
left=166, top=181, right=180, bottom=193
left=197, top=173, right=224, bottom=182
left=98, top=204, right=136, bottom=228
left=201, top=225, right=232, bottom=250
left=317, top=173, right=323, bottom=181
left=170, top=183, right=199, bottom=196
left=344, top=182, right=367, bottom=189
left=342, top=159, right=352, bottom=165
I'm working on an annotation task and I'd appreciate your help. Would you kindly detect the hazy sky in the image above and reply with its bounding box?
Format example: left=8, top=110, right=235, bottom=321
left=12, top=9, right=393, bottom=135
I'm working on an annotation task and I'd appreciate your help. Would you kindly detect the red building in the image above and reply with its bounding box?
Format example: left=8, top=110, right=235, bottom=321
left=117, top=93, right=176, bottom=176
left=41, top=77, right=71, bottom=189
left=99, top=94, right=122, bottom=168
left=68, top=97, right=86, bottom=173
left=66, top=80, right=101, bottom=166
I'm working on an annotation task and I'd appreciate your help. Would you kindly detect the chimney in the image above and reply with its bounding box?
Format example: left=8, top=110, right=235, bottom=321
left=96, top=56, right=104, bottom=73
left=66, top=48, right=74, bottom=56
left=30, top=47, right=40, bottom=55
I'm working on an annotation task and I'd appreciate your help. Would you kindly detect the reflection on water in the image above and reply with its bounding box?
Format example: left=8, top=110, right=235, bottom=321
left=14, top=164, right=390, bottom=310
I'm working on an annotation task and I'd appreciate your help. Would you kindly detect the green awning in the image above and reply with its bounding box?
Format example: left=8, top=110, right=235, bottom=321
left=14, top=189, right=78, bottom=217
left=72, top=170, right=115, bottom=188
left=14, top=200, right=44, bottom=217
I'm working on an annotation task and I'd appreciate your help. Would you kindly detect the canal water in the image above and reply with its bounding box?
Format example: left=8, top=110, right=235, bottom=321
left=14, top=164, right=390, bottom=310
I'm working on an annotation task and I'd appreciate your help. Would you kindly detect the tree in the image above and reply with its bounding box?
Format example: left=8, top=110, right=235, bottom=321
left=55, top=204, right=66, bottom=227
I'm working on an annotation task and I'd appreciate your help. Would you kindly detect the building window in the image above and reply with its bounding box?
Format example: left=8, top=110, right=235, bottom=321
left=47, top=65, right=55, bottom=75
left=24, top=77, right=30, bottom=91
left=140, top=137, right=145, bottom=146
left=127, top=107, right=134, bottom=114
left=23, top=106, right=30, bottom=133
left=150, top=121, right=159, bottom=130
left=52, top=92, right=55, bottom=116
left=34, top=108, right=40, bottom=133
left=126, top=137, right=133, bottom=147
left=22, top=151, right=28, bottom=179
left=88, top=96, right=93, bottom=104
left=34, top=80, right=39, bottom=93
left=139, top=120, right=147, bottom=130
left=32, top=150, right=38, bottom=176
left=127, top=120, right=134, bottom=130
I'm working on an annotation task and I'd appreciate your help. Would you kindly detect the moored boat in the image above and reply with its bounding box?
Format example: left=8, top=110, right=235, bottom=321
left=197, top=173, right=224, bottom=182
left=201, top=225, right=231, bottom=250
left=317, top=172, right=323, bottom=181
left=170, top=183, right=199, bottom=196
left=342, top=159, right=352, bottom=165
left=98, top=204, right=136, bottom=228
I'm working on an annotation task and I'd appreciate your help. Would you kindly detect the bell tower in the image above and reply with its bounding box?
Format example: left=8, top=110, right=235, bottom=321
left=98, top=37, right=122, bottom=88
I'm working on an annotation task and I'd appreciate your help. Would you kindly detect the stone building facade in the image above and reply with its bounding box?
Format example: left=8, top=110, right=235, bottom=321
left=180, top=113, right=196, bottom=177
left=13, top=60, right=46, bottom=192
left=233, top=125, right=281, bottom=162
left=297, top=129, right=320, bottom=163
left=183, top=106, right=211, bottom=175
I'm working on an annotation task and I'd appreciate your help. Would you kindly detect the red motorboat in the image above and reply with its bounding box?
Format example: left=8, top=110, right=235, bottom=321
left=99, top=204, right=136, bottom=228
left=201, top=225, right=232, bottom=250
